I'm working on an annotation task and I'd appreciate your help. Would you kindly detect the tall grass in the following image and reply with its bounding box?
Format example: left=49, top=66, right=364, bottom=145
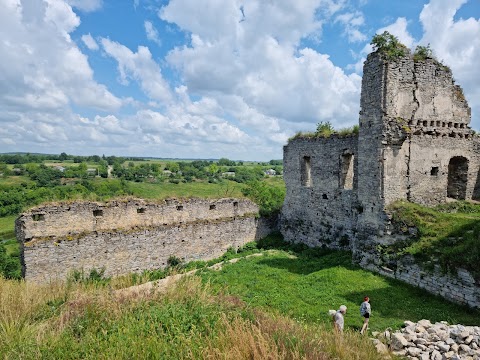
left=0, top=275, right=388, bottom=359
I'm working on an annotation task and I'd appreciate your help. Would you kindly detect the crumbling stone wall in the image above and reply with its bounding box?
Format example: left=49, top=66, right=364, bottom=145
left=281, top=51, right=480, bottom=307
left=16, top=198, right=273, bottom=282
left=281, top=135, right=358, bottom=248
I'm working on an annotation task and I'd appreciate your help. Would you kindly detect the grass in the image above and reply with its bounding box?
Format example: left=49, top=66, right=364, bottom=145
left=0, top=215, right=18, bottom=258
left=387, top=200, right=480, bottom=279
left=1, top=233, right=479, bottom=358
left=0, top=215, right=16, bottom=243
left=0, top=176, right=33, bottom=186
left=199, top=234, right=480, bottom=332
left=0, top=276, right=385, bottom=360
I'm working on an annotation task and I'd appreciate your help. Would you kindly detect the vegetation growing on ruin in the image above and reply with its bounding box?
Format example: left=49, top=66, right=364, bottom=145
left=387, top=200, right=480, bottom=279
left=413, top=44, right=452, bottom=72
left=370, top=31, right=408, bottom=60
left=289, top=122, right=359, bottom=141
left=2, top=232, right=479, bottom=359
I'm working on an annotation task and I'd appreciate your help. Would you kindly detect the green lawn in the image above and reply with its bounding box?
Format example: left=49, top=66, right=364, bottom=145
left=0, top=215, right=15, bottom=242
left=199, top=235, right=480, bottom=332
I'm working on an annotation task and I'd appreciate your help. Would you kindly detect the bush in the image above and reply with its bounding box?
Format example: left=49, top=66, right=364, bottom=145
left=241, top=180, right=285, bottom=216
left=315, top=121, right=334, bottom=137
left=371, top=31, right=408, bottom=60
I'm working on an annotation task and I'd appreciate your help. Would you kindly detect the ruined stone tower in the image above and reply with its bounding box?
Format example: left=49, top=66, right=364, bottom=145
left=281, top=50, right=479, bottom=248
left=280, top=49, right=480, bottom=307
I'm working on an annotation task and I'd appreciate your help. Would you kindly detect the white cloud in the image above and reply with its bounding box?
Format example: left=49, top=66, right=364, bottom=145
left=101, top=38, right=172, bottom=104
left=144, top=20, right=161, bottom=46
left=65, top=0, right=102, bottom=12
left=0, top=0, right=121, bottom=117
left=377, top=17, right=415, bottom=48
left=81, top=33, right=99, bottom=50
left=161, top=0, right=360, bottom=132
left=335, top=11, right=367, bottom=43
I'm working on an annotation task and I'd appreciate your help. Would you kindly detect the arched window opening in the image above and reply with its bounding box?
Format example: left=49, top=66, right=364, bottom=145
left=447, top=156, right=468, bottom=200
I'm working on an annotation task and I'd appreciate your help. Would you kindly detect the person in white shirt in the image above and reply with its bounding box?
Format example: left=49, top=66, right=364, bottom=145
left=334, top=305, right=347, bottom=333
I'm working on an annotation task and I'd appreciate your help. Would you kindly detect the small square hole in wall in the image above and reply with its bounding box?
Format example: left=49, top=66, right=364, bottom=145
left=32, top=214, right=45, bottom=221
left=431, top=167, right=439, bottom=176
left=137, top=208, right=146, bottom=214
left=209, top=204, right=216, bottom=210
left=233, top=201, right=238, bottom=209
left=93, top=209, right=103, bottom=217
left=176, top=205, right=183, bottom=211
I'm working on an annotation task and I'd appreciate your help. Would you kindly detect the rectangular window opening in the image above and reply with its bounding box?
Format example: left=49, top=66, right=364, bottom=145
left=209, top=204, right=216, bottom=210
left=93, top=210, right=103, bottom=217
left=176, top=205, right=184, bottom=211
left=431, top=167, right=439, bottom=176
left=340, top=153, right=354, bottom=190
left=301, top=156, right=312, bottom=187
left=32, top=214, right=45, bottom=222
left=137, top=208, right=146, bottom=214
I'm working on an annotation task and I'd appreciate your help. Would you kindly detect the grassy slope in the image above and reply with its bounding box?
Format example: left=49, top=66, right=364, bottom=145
left=1, top=234, right=479, bottom=358
left=388, top=200, right=480, bottom=279
left=0, top=276, right=383, bottom=360
left=200, top=245, right=480, bottom=332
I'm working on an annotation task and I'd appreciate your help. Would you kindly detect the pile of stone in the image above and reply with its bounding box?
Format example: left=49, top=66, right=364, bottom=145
left=374, top=319, right=480, bottom=359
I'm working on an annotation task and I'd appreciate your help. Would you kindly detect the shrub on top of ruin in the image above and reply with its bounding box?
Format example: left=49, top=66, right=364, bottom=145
left=337, top=125, right=359, bottom=136
left=315, top=121, right=335, bottom=137
left=371, top=31, right=409, bottom=61
left=413, top=44, right=433, bottom=61
left=413, top=44, right=452, bottom=72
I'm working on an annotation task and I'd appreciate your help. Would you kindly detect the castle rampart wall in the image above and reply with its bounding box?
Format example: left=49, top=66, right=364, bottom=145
left=16, top=198, right=273, bottom=282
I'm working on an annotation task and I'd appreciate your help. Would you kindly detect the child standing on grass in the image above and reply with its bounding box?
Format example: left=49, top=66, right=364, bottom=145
left=360, top=296, right=371, bottom=335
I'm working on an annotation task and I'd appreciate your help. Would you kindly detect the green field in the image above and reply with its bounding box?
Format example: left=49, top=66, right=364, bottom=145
left=128, top=179, right=244, bottom=199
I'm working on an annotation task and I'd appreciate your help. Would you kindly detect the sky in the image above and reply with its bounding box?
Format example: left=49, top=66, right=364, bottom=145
left=0, top=0, right=479, bottom=161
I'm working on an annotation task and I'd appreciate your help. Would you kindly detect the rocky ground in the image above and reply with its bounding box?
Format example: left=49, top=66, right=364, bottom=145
left=372, top=319, right=480, bottom=359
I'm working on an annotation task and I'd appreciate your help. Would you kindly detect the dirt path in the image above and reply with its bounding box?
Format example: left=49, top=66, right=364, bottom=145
left=115, top=253, right=266, bottom=299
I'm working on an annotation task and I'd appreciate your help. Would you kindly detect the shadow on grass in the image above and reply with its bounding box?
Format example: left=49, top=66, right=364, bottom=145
left=256, top=251, right=357, bottom=275
left=255, top=232, right=357, bottom=275
left=344, top=278, right=480, bottom=327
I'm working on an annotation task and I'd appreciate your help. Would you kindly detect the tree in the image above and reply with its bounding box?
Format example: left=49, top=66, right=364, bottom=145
left=59, top=152, right=68, bottom=161
left=207, top=163, right=219, bottom=175
left=370, top=31, right=408, bottom=60
left=242, top=180, right=285, bottom=216
left=164, top=162, right=180, bottom=173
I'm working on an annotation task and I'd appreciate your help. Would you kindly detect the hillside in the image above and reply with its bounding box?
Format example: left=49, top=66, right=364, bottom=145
left=1, top=234, right=479, bottom=359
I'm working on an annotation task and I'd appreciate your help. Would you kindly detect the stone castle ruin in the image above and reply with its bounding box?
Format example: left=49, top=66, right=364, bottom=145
left=15, top=45, right=480, bottom=307
left=16, top=198, right=273, bottom=282
left=281, top=50, right=480, bottom=307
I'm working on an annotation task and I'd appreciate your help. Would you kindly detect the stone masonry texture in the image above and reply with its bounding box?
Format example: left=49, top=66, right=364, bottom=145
left=281, top=51, right=480, bottom=308
left=16, top=198, right=274, bottom=282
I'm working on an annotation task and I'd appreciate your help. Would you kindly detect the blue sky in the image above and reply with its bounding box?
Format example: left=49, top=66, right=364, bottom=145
left=0, top=0, right=479, bottom=160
